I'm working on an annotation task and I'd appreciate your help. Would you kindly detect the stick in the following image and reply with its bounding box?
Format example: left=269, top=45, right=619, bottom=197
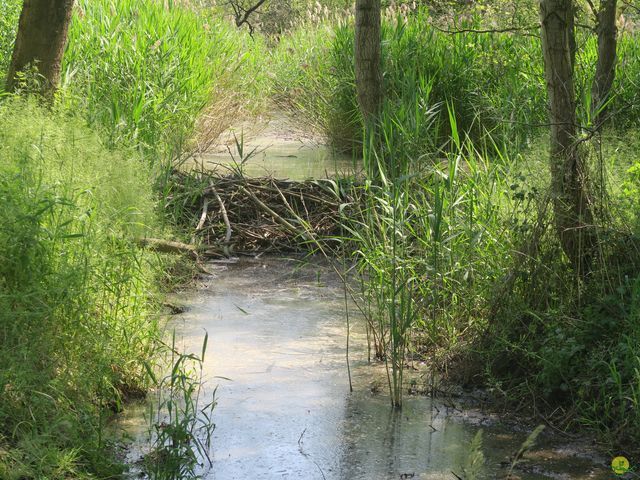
left=196, top=198, right=209, bottom=231
left=210, top=184, right=232, bottom=245
left=238, top=185, right=302, bottom=236
left=137, top=237, right=198, bottom=259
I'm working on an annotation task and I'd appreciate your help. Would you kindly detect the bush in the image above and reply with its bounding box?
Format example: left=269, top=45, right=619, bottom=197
left=0, top=99, right=164, bottom=478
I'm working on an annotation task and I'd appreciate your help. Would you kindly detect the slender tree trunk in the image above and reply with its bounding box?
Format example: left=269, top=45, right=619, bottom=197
left=591, top=0, right=618, bottom=126
left=6, top=0, right=75, bottom=98
left=355, top=0, right=382, bottom=125
left=540, top=0, right=595, bottom=274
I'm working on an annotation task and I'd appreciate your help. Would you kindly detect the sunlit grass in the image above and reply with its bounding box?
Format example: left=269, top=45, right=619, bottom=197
left=62, top=0, right=269, bottom=163
left=0, top=98, right=167, bottom=477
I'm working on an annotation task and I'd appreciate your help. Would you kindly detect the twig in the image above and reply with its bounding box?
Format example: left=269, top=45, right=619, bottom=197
left=432, top=23, right=539, bottom=37
left=239, top=185, right=304, bottom=237
left=196, top=198, right=209, bottom=232
left=210, top=184, right=232, bottom=246
left=297, top=428, right=327, bottom=480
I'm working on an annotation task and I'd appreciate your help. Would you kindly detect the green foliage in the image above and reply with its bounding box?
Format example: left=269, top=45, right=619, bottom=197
left=212, top=0, right=352, bottom=35
left=62, top=0, right=266, bottom=161
left=0, top=99, right=164, bottom=478
left=461, top=430, right=484, bottom=480
left=275, top=7, right=640, bottom=156
left=0, top=0, right=20, bottom=83
left=144, top=332, right=216, bottom=480
left=339, top=105, right=517, bottom=405
left=270, top=15, right=358, bottom=149
left=274, top=8, right=548, bottom=153
left=621, top=136, right=640, bottom=232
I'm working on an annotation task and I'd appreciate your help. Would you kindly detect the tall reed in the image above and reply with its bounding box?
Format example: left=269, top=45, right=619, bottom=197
left=62, top=0, right=268, bottom=163
left=340, top=94, right=516, bottom=406
left=144, top=332, right=216, bottom=480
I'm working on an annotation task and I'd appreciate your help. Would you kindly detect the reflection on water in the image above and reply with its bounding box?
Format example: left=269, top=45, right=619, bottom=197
left=115, top=258, right=611, bottom=480
left=200, top=143, right=359, bottom=181
left=193, top=113, right=360, bottom=180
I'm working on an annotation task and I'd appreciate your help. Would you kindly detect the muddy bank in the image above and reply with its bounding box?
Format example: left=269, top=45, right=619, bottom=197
left=115, top=257, right=613, bottom=479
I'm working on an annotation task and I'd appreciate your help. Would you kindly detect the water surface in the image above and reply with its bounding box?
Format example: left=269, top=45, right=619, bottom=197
left=194, top=113, right=360, bottom=180
left=116, top=258, right=612, bottom=480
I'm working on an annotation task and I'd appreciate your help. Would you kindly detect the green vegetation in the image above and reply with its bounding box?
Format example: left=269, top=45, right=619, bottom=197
left=271, top=4, right=640, bottom=450
left=275, top=7, right=640, bottom=154
left=63, top=0, right=266, bottom=160
left=0, top=0, right=259, bottom=476
left=0, top=99, right=162, bottom=478
left=1, top=0, right=640, bottom=477
left=0, top=0, right=20, bottom=79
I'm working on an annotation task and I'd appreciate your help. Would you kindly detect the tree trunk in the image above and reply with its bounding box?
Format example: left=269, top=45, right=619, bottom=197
left=355, top=0, right=382, bottom=125
left=540, top=0, right=595, bottom=274
left=591, top=0, right=618, bottom=126
left=6, top=0, right=75, bottom=98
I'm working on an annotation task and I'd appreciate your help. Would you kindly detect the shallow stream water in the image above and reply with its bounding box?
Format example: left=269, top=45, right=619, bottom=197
left=193, top=113, right=360, bottom=180
left=116, top=257, right=614, bottom=480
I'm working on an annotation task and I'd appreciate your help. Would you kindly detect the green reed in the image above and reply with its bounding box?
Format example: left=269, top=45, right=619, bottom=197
left=339, top=96, right=516, bottom=407
left=144, top=331, right=216, bottom=480
left=62, top=0, right=268, bottom=164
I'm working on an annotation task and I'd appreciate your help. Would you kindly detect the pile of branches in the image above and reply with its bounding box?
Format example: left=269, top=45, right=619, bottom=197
left=171, top=172, right=357, bottom=256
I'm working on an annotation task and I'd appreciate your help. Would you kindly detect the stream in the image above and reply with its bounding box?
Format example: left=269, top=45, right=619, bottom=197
left=117, top=118, right=618, bottom=478
left=116, top=257, right=613, bottom=480
left=193, top=113, right=360, bottom=180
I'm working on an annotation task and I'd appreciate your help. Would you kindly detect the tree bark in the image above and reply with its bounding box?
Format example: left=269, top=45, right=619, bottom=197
left=540, top=0, right=595, bottom=274
left=6, top=0, right=75, bottom=98
left=591, top=0, right=618, bottom=126
left=355, top=0, right=382, bottom=125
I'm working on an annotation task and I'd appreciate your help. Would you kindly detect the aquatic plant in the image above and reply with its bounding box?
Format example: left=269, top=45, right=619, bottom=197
left=144, top=332, right=216, bottom=480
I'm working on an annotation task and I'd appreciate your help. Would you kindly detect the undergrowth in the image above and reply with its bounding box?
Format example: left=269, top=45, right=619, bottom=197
left=0, top=99, right=165, bottom=478
left=339, top=104, right=640, bottom=449
left=273, top=6, right=640, bottom=156
left=1, top=0, right=640, bottom=472
left=0, top=0, right=20, bottom=83
left=268, top=4, right=640, bottom=451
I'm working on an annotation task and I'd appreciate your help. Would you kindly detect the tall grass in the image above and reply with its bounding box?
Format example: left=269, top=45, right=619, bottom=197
left=144, top=332, right=216, bottom=480
left=0, top=2, right=266, bottom=475
left=62, top=0, right=268, bottom=162
left=274, top=7, right=640, bottom=156
left=0, top=98, right=165, bottom=478
left=335, top=37, right=640, bottom=446
left=273, top=8, right=547, bottom=153
left=339, top=99, right=518, bottom=406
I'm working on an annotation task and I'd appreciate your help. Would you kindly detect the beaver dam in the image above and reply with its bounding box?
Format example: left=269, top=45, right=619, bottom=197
left=167, top=171, right=358, bottom=256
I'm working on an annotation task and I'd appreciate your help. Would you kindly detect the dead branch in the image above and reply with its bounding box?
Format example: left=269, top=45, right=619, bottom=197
left=227, top=0, right=267, bottom=35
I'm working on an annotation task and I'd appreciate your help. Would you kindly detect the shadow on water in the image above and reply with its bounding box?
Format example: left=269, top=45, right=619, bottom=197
left=115, top=257, right=614, bottom=480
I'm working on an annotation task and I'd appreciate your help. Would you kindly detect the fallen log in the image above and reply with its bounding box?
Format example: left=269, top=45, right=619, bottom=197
left=137, top=237, right=199, bottom=259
